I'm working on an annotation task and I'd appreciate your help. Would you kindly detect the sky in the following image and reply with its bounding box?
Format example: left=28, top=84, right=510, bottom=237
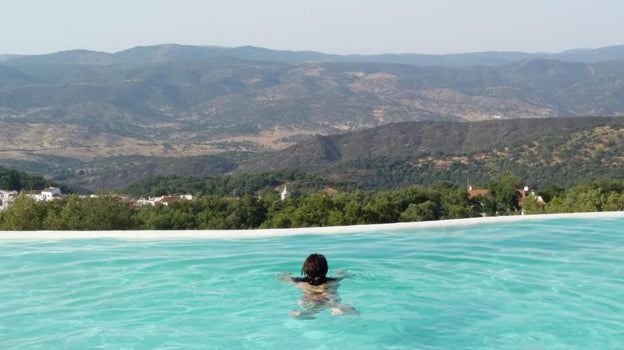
left=1, top=0, right=622, bottom=56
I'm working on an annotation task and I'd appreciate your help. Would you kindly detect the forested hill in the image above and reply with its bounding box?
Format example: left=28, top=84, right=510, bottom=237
left=0, top=166, right=60, bottom=191
left=237, top=116, right=624, bottom=172
left=3, top=116, right=624, bottom=192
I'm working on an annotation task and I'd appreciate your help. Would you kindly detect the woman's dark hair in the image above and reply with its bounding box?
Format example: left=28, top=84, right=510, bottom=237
left=301, top=253, right=329, bottom=286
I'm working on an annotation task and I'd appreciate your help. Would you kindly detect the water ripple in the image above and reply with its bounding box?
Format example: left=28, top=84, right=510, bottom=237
left=1, top=217, right=624, bottom=349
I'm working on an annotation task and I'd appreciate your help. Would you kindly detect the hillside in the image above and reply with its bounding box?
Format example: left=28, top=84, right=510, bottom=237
left=234, top=116, right=624, bottom=191
left=82, top=116, right=624, bottom=191
left=3, top=116, right=623, bottom=192
left=120, top=116, right=624, bottom=195
left=237, top=116, right=624, bottom=172
left=321, top=124, right=624, bottom=190
left=2, top=44, right=624, bottom=190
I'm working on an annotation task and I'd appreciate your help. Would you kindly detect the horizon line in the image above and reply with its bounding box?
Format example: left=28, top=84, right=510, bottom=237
left=2, top=42, right=623, bottom=59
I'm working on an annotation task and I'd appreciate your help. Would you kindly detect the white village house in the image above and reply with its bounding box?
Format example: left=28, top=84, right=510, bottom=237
left=0, top=187, right=62, bottom=211
left=38, top=187, right=62, bottom=201
left=134, top=194, right=194, bottom=207
left=280, top=185, right=289, bottom=200
left=0, top=189, right=19, bottom=211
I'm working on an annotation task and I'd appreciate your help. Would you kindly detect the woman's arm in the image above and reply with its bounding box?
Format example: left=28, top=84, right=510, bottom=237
left=329, top=269, right=347, bottom=281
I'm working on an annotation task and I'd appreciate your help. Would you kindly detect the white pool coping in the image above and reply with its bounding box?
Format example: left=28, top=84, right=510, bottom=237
left=1, top=211, right=623, bottom=240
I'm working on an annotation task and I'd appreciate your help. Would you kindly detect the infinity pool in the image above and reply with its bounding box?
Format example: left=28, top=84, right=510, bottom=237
left=1, top=215, right=623, bottom=349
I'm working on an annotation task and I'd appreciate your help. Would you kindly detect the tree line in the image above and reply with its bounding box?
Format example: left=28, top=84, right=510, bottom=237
left=2, top=174, right=624, bottom=231
left=0, top=168, right=56, bottom=192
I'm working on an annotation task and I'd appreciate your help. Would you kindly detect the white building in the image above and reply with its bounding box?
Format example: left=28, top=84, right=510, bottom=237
left=22, top=187, right=62, bottom=202
left=134, top=194, right=194, bottom=206
left=280, top=185, right=289, bottom=200
left=40, top=187, right=62, bottom=201
left=0, top=189, right=18, bottom=211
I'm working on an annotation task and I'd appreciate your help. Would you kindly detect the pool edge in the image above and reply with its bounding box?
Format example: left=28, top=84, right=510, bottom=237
left=1, top=211, right=623, bottom=240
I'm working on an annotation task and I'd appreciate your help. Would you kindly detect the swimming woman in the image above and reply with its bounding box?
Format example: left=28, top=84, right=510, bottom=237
left=281, top=253, right=357, bottom=318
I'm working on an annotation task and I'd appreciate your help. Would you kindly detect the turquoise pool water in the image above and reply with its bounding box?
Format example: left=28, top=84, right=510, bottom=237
left=1, top=216, right=623, bottom=349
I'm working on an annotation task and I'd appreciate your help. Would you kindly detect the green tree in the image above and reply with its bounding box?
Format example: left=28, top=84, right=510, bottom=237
left=8, top=170, right=22, bottom=191
left=488, top=171, right=523, bottom=215
left=290, top=193, right=336, bottom=227
left=538, top=185, right=565, bottom=203
left=573, top=189, right=606, bottom=212
left=223, top=195, right=267, bottom=229
left=137, top=205, right=174, bottom=229
left=333, top=191, right=370, bottom=225
left=400, top=201, right=438, bottom=222
left=195, top=196, right=233, bottom=229
left=0, top=195, right=48, bottom=230
left=44, top=195, right=138, bottom=230
left=521, top=193, right=545, bottom=215
left=603, top=192, right=624, bottom=211
left=428, top=181, right=470, bottom=219
left=262, top=198, right=296, bottom=228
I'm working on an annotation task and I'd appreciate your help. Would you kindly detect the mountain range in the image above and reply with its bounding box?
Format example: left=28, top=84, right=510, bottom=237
left=1, top=43, right=624, bottom=191
left=3, top=43, right=624, bottom=66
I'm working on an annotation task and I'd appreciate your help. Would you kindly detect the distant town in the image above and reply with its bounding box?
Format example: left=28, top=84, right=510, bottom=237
left=1, top=183, right=545, bottom=214
left=0, top=187, right=196, bottom=211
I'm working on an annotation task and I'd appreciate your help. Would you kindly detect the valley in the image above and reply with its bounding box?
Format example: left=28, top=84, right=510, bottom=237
left=1, top=44, right=624, bottom=191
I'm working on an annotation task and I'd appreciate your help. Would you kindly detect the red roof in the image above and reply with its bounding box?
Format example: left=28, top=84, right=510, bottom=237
left=468, top=188, right=489, bottom=199
left=159, top=196, right=180, bottom=203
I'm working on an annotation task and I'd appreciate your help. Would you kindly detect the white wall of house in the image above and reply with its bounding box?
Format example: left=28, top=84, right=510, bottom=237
left=40, top=187, right=61, bottom=201
left=0, top=189, right=18, bottom=210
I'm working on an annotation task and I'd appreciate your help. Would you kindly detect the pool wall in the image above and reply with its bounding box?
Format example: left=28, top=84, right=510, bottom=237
left=1, top=211, right=623, bottom=240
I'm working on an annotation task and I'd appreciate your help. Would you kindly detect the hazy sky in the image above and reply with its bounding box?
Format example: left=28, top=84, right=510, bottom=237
left=1, top=0, right=622, bottom=55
